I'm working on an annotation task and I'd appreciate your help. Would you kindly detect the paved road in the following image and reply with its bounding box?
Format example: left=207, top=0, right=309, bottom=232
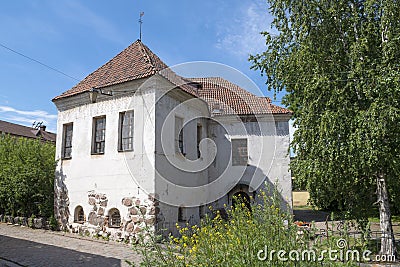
left=0, top=223, right=141, bottom=267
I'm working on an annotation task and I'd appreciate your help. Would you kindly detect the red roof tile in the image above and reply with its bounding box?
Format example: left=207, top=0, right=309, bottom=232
left=53, top=41, right=290, bottom=116
left=186, top=77, right=291, bottom=115
left=53, top=40, right=197, bottom=100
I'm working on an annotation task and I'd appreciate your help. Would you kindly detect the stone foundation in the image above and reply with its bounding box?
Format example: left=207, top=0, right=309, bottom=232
left=0, top=215, right=52, bottom=230
left=68, top=192, right=159, bottom=243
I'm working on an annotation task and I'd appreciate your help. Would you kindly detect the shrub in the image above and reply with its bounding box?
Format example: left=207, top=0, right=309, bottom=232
left=0, top=134, right=56, bottom=218
left=49, top=215, right=59, bottom=231
left=133, top=186, right=357, bottom=266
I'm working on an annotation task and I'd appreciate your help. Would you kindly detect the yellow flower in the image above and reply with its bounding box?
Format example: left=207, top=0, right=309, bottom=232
left=176, top=255, right=184, bottom=260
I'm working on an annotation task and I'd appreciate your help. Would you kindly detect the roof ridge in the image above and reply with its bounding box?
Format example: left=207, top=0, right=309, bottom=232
left=53, top=40, right=167, bottom=100
left=137, top=40, right=157, bottom=75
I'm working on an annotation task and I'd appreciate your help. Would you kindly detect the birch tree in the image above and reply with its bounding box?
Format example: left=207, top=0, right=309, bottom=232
left=251, top=0, right=399, bottom=258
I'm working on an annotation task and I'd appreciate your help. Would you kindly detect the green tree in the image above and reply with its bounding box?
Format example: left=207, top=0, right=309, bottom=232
left=250, top=0, right=399, bottom=258
left=0, top=134, right=56, bottom=217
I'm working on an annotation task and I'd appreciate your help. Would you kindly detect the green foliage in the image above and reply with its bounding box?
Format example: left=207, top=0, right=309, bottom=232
left=28, top=214, right=36, bottom=228
left=133, top=188, right=357, bottom=267
left=250, top=0, right=400, bottom=220
left=49, top=215, right=58, bottom=231
left=0, top=134, right=56, bottom=218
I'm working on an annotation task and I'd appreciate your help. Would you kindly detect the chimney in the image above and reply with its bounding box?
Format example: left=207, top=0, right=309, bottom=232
left=39, top=125, right=46, bottom=132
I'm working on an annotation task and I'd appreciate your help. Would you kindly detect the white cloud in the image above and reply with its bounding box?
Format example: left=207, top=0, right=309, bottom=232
left=0, top=105, right=57, bottom=133
left=215, top=1, right=274, bottom=57
left=0, top=106, right=57, bottom=119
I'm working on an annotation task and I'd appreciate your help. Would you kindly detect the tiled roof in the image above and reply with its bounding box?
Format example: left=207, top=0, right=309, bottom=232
left=53, top=41, right=290, bottom=116
left=0, top=120, right=56, bottom=143
left=53, top=40, right=197, bottom=100
left=186, top=77, right=291, bottom=115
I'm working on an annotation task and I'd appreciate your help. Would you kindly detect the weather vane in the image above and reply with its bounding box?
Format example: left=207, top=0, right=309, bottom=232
left=139, top=12, right=144, bottom=41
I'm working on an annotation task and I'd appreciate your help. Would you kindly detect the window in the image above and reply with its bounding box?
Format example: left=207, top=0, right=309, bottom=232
left=118, top=111, right=134, bottom=151
left=231, top=138, right=248, bottom=166
left=175, top=116, right=184, bottom=154
left=62, top=123, right=73, bottom=159
left=178, top=206, right=186, bottom=222
left=74, top=206, right=85, bottom=223
left=197, top=123, right=202, bottom=158
left=199, top=204, right=205, bottom=219
left=92, top=116, right=106, bottom=154
left=109, top=208, right=121, bottom=228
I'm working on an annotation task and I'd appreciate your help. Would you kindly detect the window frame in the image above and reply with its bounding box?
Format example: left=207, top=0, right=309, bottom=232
left=118, top=110, right=134, bottom=152
left=199, top=204, right=205, bottom=219
left=178, top=206, right=186, bottom=222
left=92, top=116, right=106, bottom=155
left=231, top=138, right=248, bottom=166
left=74, top=206, right=85, bottom=224
left=175, top=116, right=185, bottom=155
left=196, top=122, right=202, bottom=158
left=62, top=123, right=73, bottom=159
left=109, top=208, right=121, bottom=228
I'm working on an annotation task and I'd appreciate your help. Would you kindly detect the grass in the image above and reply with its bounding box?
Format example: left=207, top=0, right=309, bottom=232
left=368, top=215, right=400, bottom=223
left=292, top=191, right=310, bottom=207
left=293, top=205, right=313, bottom=210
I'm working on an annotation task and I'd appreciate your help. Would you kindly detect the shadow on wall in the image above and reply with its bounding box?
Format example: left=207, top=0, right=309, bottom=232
left=154, top=163, right=291, bottom=237
left=220, top=164, right=292, bottom=218
left=54, top=167, right=70, bottom=230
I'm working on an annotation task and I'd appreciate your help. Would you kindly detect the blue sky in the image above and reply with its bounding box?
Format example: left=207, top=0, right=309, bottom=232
left=0, top=0, right=286, bottom=133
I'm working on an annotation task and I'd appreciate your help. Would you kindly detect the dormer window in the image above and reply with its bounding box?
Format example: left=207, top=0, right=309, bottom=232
left=212, top=103, right=223, bottom=115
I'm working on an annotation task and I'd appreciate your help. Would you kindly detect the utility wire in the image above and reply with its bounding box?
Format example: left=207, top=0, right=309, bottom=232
left=0, top=42, right=80, bottom=82
left=0, top=43, right=287, bottom=104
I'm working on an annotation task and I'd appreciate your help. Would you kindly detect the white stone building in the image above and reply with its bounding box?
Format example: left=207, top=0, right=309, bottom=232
left=53, top=40, right=292, bottom=239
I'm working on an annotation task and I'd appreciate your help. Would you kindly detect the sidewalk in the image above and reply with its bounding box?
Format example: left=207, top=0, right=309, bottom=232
left=0, top=223, right=141, bottom=267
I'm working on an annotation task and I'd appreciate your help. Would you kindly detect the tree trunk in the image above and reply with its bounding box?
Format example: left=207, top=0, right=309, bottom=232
left=376, top=174, right=397, bottom=260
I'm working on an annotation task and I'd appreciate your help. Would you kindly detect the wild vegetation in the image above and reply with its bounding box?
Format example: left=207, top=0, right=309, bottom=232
left=250, top=0, right=400, bottom=257
left=0, top=134, right=56, bottom=218
left=133, top=187, right=358, bottom=267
